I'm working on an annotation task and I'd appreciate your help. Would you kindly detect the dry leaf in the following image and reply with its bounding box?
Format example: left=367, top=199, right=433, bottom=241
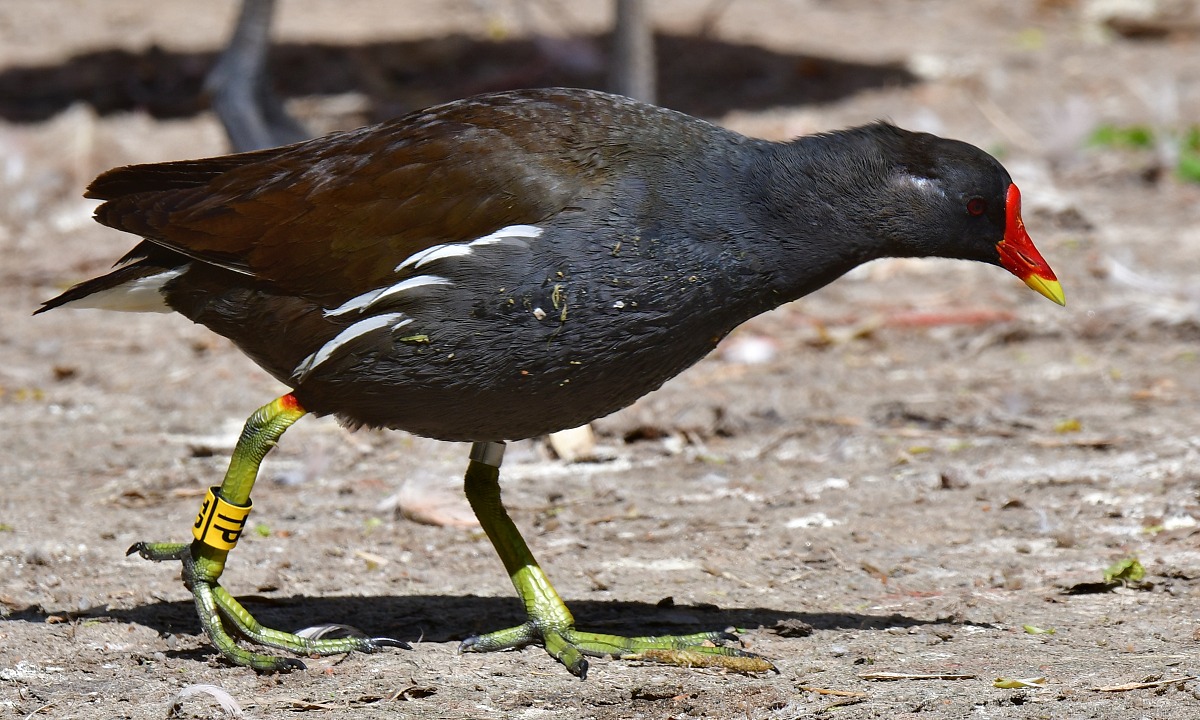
left=548, top=424, right=596, bottom=461
left=860, top=672, right=976, bottom=681
left=1093, top=676, right=1196, bottom=692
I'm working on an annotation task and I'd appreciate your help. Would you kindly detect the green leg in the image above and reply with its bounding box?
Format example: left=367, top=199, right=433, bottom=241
left=458, top=441, right=776, bottom=679
left=128, top=394, right=407, bottom=671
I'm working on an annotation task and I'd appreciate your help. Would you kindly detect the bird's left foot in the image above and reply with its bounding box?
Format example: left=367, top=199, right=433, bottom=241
left=459, top=622, right=776, bottom=679
left=461, top=441, right=777, bottom=679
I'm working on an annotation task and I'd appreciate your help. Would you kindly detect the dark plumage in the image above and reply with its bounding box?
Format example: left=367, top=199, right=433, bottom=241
left=43, top=88, right=1059, bottom=439
left=40, top=88, right=1063, bottom=676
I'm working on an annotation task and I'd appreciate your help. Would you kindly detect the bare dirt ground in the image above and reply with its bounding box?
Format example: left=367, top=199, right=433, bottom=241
left=2, top=1, right=1199, bottom=718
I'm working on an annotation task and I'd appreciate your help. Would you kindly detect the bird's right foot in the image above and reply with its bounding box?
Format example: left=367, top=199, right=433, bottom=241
left=129, top=540, right=408, bottom=672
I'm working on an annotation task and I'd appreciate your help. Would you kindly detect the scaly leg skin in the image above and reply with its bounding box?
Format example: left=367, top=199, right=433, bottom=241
left=458, top=441, right=776, bottom=679
left=127, top=394, right=408, bottom=671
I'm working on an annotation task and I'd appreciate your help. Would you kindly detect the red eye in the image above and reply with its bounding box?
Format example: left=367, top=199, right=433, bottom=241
left=966, top=197, right=987, bottom=216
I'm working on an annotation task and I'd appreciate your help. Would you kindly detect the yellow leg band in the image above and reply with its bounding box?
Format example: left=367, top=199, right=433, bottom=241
left=192, top=486, right=252, bottom=551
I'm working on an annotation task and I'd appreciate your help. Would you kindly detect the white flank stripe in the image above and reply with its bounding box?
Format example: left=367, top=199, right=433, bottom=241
left=394, top=243, right=451, bottom=272
left=293, top=312, right=407, bottom=381
left=63, top=266, right=186, bottom=313
left=411, top=244, right=472, bottom=268
left=368, top=275, right=451, bottom=306
left=469, top=224, right=543, bottom=246
left=324, top=287, right=385, bottom=317
left=393, top=224, right=543, bottom=272
left=324, top=275, right=451, bottom=317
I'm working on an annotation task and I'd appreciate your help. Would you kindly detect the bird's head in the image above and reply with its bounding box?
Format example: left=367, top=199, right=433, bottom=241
left=883, top=130, right=1064, bottom=305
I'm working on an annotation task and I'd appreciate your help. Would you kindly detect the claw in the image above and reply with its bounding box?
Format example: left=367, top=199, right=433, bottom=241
left=367, top=637, right=412, bottom=651
left=127, top=541, right=188, bottom=562
left=459, top=635, right=513, bottom=654
left=457, top=635, right=512, bottom=654
left=714, top=630, right=740, bottom=645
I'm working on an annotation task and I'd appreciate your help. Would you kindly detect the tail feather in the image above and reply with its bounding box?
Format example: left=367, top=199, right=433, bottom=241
left=36, top=260, right=186, bottom=315
left=41, top=147, right=291, bottom=316
left=85, top=145, right=285, bottom=200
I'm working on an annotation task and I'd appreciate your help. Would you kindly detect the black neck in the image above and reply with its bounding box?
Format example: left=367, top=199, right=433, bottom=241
left=737, top=131, right=896, bottom=306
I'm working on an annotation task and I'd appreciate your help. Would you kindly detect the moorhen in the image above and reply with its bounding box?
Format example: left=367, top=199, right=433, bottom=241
left=39, top=87, right=1064, bottom=678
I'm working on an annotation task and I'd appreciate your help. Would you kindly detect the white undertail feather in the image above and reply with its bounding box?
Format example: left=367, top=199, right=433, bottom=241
left=293, top=313, right=412, bottom=381
left=57, top=267, right=187, bottom=313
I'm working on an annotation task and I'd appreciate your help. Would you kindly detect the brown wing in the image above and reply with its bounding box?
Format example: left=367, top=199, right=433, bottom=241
left=87, top=91, right=608, bottom=303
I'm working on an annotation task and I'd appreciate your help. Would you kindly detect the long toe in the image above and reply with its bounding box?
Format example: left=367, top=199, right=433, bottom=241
left=459, top=622, right=775, bottom=676
left=563, top=628, right=778, bottom=674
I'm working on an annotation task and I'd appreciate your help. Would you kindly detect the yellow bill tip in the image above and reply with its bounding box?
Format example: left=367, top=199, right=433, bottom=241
left=1024, top=275, right=1066, bottom=306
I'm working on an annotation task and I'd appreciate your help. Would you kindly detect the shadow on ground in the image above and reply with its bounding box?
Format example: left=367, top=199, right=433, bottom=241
left=6, top=593, right=961, bottom=646
left=0, top=32, right=915, bottom=125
